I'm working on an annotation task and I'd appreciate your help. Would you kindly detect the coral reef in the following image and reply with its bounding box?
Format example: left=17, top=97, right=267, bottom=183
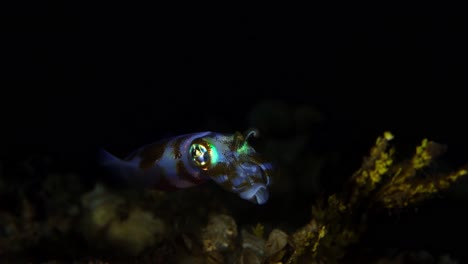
left=281, top=132, right=467, bottom=263
left=0, top=110, right=467, bottom=263
left=81, top=183, right=167, bottom=255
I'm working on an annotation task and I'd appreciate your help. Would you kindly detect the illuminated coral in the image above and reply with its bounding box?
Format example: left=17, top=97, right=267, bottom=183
left=284, top=132, right=467, bottom=263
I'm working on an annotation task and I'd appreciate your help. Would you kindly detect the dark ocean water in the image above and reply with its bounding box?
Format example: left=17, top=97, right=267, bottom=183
left=1, top=3, right=467, bottom=262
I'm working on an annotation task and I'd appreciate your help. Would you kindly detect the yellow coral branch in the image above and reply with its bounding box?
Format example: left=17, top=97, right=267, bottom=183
left=374, top=137, right=464, bottom=208
left=286, top=131, right=467, bottom=263
left=251, top=223, right=264, bottom=239
left=311, top=225, right=326, bottom=253
left=349, top=131, right=395, bottom=205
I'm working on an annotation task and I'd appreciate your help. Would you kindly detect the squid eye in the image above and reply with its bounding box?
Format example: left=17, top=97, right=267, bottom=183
left=189, top=143, right=211, bottom=169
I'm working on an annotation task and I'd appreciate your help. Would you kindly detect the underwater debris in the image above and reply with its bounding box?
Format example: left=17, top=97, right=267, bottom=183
left=81, top=183, right=167, bottom=256
left=265, top=228, right=288, bottom=261
left=251, top=223, right=265, bottom=239
left=237, top=248, right=262, bottom=264
left=237, top=228, right=266, bottom=263
left=0, top=195, right=44, bottom=255
left=200, top=213, right=238, bottom=263
left=0, top=157, right=88, bottom=261
left=241, top=228, right=265, bottom=255
left=81, top=183, right=126, bottom=232
left=106, top=207, right=166, bottom=255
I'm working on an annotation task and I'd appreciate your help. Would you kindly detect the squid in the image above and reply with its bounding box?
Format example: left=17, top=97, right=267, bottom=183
left=98, top=129, right=273, bottom=204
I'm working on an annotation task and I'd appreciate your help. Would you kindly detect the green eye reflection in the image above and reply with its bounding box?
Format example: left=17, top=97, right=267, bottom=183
left=189, top=143, right=218, bottom=169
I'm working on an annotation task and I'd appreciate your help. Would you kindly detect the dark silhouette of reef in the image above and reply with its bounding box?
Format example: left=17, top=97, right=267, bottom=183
left=1, top=101, right=467, bottom=264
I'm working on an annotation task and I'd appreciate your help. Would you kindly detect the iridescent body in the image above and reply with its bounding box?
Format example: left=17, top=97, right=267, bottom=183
left=98, top=129, right=273, bottom=204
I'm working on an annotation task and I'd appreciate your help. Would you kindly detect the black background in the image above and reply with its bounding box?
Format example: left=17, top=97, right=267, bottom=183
left=1, top=4, right=467, bottom=156
left=1, top=2, right=468, bottom=261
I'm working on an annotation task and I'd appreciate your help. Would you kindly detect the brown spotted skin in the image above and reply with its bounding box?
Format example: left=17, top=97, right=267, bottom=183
left=177, top=160, right=204, bottom=184
left=172, top=136, right=185, bottom=160
left=121, top=132, right=212, bottom=189
left=103, top=130, right=272, bottom=204
left=126, top=141, right=167, bottom=169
